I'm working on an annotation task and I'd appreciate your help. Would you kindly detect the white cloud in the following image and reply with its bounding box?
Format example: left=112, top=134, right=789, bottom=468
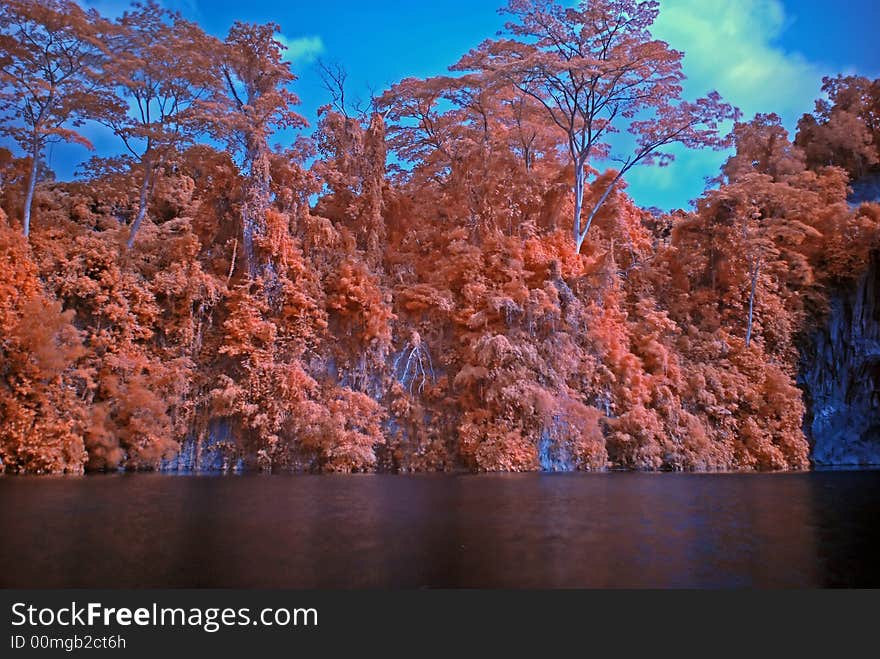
left=625, top=0, right=828, bottom=210
left=276, top=34, right=325, bottom=64
left=653, top=0, right=824, bottom=128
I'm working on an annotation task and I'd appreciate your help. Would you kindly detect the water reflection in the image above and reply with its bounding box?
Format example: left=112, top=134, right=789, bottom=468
left=0, top=471, right=877, bottom=588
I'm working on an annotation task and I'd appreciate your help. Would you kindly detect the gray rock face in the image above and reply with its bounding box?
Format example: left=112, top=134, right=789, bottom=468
left=161, top=419, right=242, bottom=473
left=538, top=426, right=575, bottom=472
left=800, top=252, right=880, bottom=465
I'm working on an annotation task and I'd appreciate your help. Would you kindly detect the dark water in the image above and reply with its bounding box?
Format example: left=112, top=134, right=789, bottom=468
left=1, top=471, right=878, bottom=588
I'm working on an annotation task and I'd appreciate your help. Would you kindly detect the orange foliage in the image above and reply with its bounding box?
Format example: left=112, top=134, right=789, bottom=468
left=0, top=217, right=86, bottom=473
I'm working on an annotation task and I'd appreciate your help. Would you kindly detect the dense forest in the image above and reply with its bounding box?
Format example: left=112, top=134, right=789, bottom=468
left=1, top=0, right=879, bottom=474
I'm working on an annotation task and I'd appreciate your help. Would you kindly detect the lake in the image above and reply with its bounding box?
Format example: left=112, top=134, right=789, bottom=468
left=1, top=471, right=878, bottom=588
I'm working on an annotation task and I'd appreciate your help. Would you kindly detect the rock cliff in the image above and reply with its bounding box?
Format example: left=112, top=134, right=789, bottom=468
left=801, top=251, right=880, bottom=465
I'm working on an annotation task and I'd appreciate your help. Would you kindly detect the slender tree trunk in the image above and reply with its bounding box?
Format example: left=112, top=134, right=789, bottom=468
left=746, top=262, right=760, bottom=347
left=572, top=155, right=624, bottom=255
left=127, top=159, right=152, bottom=250
left=576, top=173, right=623, bottom=254
left=572, top=160, right=585, bottom=251
left=22, top=146, right=39, bottom=238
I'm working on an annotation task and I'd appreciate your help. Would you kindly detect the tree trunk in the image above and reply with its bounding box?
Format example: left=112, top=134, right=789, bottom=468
left=127, top=161, right=152, bottom=250
left=572, top=160, right=585, bottom=252
left=241, top=196, right=257, bottom=278
left=573, top=162, right=623, bottom=255
left=22, top=147, right=39, bottom=238
left=746, top=263, right=760, bottom=347
left=241, top=144, right=271, bottom=278
left=576, top=173, right=623, bottom=254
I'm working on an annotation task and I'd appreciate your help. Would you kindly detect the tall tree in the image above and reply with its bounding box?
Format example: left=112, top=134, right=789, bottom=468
left=721, top=113, right=806, bottom=183
left=795, top=75, right=879, bottom=178
left=0, top=0, right=111, bottom=237
left=380, top=73, right=564, bottom=237
left=453, top=0, right=738, bottom=253
left=695, top=173, right=822, bottom=348
left=102, top=1, right=217, bottom=249
left=204, top=21, right=306, bottom=277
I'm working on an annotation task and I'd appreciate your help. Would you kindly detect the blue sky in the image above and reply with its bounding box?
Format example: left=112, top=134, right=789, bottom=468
left=26, top=0, right=880, bottom=210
